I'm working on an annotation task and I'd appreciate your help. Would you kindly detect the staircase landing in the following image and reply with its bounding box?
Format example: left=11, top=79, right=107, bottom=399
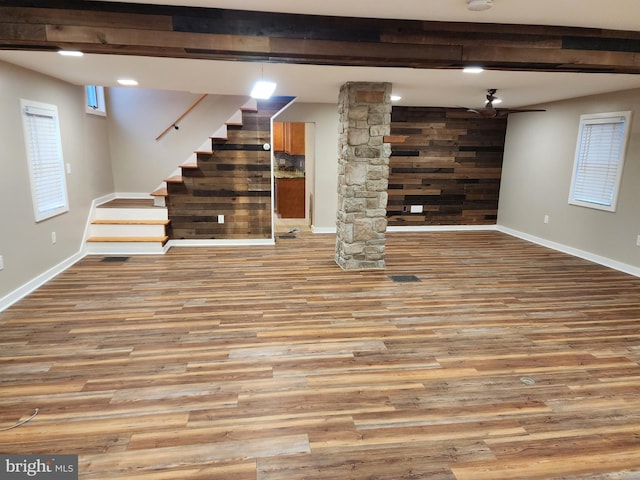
left=86, top=198, right=170, bottom=255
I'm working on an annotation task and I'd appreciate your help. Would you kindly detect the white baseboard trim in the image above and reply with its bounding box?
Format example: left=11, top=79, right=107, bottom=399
left=497, top=225, right=640, bottom=278
left=387, top=225, right=498, bottom=232
left=113, top=192, right=156, bottom=199
left=0, top=250, right=85, bottom=313
left=311, top=226, right=337, bottom=234
left=311, top=225, right=497, bottom=234
left=168, top=239, right=275, bottom=247
left=81, top=193, right=118, bottom=251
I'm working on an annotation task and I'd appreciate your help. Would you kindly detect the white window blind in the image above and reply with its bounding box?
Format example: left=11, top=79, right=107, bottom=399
left=21, top=99, right=69, bottom=222
left=569, top=111, right=631, bottom=212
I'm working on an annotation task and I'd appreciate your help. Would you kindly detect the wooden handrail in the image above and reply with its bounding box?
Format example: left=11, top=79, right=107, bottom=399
left=155, top=94, right=208, bottom=141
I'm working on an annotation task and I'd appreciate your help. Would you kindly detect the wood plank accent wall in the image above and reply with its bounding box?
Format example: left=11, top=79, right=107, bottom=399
left=1, top=2, right=640, bottom=74
left=167, top=99, right=289, bottom=240
left=387, top=107, right=507, bottom=226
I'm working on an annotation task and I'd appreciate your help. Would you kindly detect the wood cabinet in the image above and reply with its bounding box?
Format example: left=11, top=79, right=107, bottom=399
left=273, top=122, right=305, bottom=155
left=275, top=177, right=305, bottom=218
left=286, top=122, right=305, bottom=155
left=272, top=122, right=285, bottom=152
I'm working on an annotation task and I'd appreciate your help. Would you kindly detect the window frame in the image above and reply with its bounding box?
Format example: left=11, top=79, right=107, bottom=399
left=568, top=110, right=632, bottom=212
left=85, top=85, right=106, bottom=116
left=20, top=99, right=69, bottom=223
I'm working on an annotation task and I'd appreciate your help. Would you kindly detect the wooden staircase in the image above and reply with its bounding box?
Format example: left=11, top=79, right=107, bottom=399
left=86, top=198, right=170, bottom=254
left=85, top=97, right=294, bottom=254
left=152, top=97, right=294, bottom=240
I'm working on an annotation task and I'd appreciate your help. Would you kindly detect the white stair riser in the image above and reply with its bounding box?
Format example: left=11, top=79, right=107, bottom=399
left=211, top=124, right=227, bottom=139
left=85, top=242, right=168, bottom=255
left=242, top=98, right=258, bottom=111
left=90, top=223, right=167, bottom=237
left=227, top=110, right=243, bottom=125
left=94, top=207, right=168, bottom=221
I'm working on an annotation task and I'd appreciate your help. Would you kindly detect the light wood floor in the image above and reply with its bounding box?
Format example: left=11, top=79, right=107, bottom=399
left=2, top=231, right=640, bottom=479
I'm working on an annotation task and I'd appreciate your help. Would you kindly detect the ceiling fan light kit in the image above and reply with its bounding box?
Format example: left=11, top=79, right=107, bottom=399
left=461, top=88, right=545, bottom=119
left=467, top=0, right=493, bottom=11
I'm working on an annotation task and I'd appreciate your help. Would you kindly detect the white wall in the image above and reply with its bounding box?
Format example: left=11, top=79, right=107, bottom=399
left=498, top=88, right=640, bottom=270
left=0, top=60, right=114, bottom=302
left=107, top=89, right=249, bottom=193
left=275, top=102, right=339, bottom=231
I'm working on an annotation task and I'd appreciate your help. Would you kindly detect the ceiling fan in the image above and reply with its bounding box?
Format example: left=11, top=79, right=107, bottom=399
left=462, top=89, right=546, bottom=118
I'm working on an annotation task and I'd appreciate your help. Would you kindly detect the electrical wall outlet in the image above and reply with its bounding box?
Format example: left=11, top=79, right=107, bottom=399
left=218, top=215, right=224, bottom=224
left=51, top=232, right=57, bottom=244
left=0, top=255, right=4, bottom=270
left=544, top=215, right=549, bottom=224
left=66, top=163, right=71, bottom=174
left=637, top=235, right=640, bottom=247
left=410, top=205, right=423, bottom=213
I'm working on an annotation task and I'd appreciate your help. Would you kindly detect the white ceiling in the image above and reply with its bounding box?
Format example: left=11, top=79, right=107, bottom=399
left=1, top=0, right=639, bottom=108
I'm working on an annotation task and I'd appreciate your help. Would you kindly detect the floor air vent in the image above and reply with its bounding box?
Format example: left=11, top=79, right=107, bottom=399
left=389, top=275, right=421, bottom=283
left=277, top=235, right=297, bottom=239
left=101, top=256, right=130, bottom=263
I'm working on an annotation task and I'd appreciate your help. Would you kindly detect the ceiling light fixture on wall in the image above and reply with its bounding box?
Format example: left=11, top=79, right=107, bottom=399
left=117, top=79, right=138, bottom=86
left=463, top=66, right=484, bottom=74
left=467, top=0, right=493, bottom=11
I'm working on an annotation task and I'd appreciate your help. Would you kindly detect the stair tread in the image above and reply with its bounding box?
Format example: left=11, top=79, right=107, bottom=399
left=165, top=176, right=183, bottom=183
left=194, top=150, right=214, bottom=154
left=98, top=198, right=156, bottom=208
left=151, top=188, right=168, bottom=197
left=87, top=236, right=169, bottom=243
left=180, top=163, right=200, bottom=169
left=92, top=219, right=170, bottom=225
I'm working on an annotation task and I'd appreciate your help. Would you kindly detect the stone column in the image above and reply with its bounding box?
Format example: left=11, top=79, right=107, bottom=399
left=335, top=82, right=392, bottom=270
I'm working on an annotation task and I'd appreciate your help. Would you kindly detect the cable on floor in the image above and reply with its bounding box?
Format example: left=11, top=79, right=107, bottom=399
left=0, top=408, right=39, bottom=431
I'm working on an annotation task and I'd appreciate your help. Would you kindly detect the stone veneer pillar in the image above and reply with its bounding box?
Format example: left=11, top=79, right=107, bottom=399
left=335, top=82, right=392, bottom=270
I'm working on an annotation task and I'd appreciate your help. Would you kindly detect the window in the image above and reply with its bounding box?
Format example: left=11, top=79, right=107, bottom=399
left=569, top=111, right=631, bottom=212
left=85, top=85, right=106, bottom=116
left=20, top=99, right=69, bottom=222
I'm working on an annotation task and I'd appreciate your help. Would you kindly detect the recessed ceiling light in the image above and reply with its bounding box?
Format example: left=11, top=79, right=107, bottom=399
left=463, top=66, right=484, bottom=74
left=467, top=0, right=493, bottom=11
left=250, top=80, right=276, bottom=99
left=391, top=95, right=402, bottom=102
left=58, top=50, right=84, bottom=57
left=117, top=79, right=138, bottom=86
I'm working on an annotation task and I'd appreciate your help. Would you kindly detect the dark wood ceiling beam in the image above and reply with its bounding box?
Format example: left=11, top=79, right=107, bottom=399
left=0, top=6, right=172, bottom=31
left=44, top=25, right=271, bottom=55
left=0, top=4, right=639, bottom=74
left=463, top=45, right=640, bottom=71
left=268, top=38, right=462, bottom=66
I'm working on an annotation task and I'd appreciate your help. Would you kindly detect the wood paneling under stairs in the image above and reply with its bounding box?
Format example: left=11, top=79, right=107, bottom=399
left=2, top=231, right=640, bottom=479
left=166, top=99, right=290, bottom=240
